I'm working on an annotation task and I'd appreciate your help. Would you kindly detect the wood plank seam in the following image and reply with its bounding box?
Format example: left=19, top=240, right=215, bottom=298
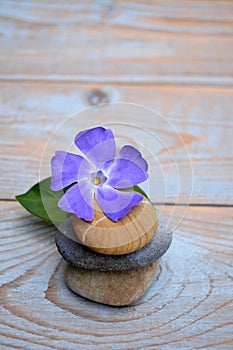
left=1, top=199, right=232, bottom=208
left=1, top=77, right=233, bottom=87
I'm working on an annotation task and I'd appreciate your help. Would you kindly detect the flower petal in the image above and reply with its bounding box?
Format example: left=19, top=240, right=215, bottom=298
left=75, top=127, right=116, bottom=169
left=106, top=145, right=148, bottom=188
left=50, top=151, right=91, bottom=191
left=58, top=182, right=94, bottom=221
left=118, top=145, right=148, bottom=172
left=96, top=185, right=143, bottom=221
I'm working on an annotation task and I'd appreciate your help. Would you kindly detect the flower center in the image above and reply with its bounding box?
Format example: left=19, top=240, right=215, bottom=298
left=93, top=177, right=101, bottom=185
left=91, top=170, right=107, bottom=186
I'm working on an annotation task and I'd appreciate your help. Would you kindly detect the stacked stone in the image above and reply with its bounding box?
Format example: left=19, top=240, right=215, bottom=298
left=55, top=198, right=172, bottom=306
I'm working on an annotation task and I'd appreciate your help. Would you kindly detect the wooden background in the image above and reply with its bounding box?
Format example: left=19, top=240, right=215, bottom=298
left=0, top=1, right=233, bottom=349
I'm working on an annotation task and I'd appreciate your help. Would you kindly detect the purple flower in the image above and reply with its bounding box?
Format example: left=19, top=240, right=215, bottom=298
left=50, top=127, right=148, bottom=222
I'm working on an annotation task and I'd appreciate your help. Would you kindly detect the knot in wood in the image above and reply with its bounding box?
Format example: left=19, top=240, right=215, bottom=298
left=87, top=89, right=109, bottom=105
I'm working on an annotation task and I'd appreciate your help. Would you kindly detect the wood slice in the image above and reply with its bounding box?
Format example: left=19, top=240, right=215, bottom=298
left=72, top=197, right=158, bottom=255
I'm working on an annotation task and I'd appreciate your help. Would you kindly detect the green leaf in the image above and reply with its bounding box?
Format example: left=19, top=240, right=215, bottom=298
left=132, top=185, right=149, bottom=199
left=16, top=177, right=71, bottom=224
left=16, top=177, right=149, bottom=225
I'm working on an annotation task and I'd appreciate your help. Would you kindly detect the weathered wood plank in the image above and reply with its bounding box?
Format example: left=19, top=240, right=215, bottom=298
left=0, top=0, right=233, bottom=84
left=0, top=202, right=232, bottom=349
left=0, top=82, right=232, bottom=204
left=1, top=1, right=232, bottom=348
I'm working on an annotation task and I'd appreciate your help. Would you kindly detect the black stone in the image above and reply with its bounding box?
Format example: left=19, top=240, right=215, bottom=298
left=55, top=212, right=173, bottom=272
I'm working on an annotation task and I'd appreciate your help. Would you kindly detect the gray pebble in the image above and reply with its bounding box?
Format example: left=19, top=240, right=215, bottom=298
left=55, top=212, right=173, bottom=272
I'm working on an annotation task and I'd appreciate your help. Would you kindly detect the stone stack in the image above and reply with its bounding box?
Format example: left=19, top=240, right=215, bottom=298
left=55, top=198, right=172, bottom=306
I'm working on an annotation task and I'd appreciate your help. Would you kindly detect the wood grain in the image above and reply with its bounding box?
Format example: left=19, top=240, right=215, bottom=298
left=0, top=0, right=233, bottom=85
left=0, top=202, right=232, bottom=349
left=1, top=0, right=233, bottom=348
left=0, top=82, right=232, bottom=204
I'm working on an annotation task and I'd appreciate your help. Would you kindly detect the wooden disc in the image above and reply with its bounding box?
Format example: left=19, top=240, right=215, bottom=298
left=72, top=196, right=158, bottom=255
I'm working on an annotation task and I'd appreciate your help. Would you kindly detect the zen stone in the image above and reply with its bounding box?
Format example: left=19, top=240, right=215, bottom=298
left=56, top=211, right=172, bottom=272
left=65, top=260, right=161, bottom=306
left=72, top=197, right=158, bottom=255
